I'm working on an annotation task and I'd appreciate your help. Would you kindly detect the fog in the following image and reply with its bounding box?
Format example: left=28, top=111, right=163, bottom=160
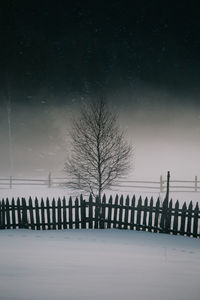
left=0, top=86, right=199, bottom=181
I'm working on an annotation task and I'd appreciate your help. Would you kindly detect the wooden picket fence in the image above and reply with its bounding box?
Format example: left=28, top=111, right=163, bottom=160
left=0, top=195, right=199, bottom=238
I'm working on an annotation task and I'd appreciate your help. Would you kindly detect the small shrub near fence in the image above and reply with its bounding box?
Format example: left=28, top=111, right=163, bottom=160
left=0, top=195, right=199, bottom=238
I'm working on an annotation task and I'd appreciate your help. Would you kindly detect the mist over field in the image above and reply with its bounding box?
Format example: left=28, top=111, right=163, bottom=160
left=0, top=1, right=200, bottom=183
left=1, top=87, right=200, bottom=181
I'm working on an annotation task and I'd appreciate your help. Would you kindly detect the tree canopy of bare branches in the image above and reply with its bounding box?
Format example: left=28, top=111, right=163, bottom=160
left=64, top=97, right=132, bottom=200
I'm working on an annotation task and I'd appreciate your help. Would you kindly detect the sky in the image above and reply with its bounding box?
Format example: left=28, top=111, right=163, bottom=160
left=0, top=0, right=200, bottom=180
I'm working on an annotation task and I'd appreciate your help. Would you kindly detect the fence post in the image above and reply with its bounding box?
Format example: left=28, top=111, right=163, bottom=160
left=48, top=172, right=52, bottom=188
left=195, top=176, right=197, bottom=192
left=160, top=171, right=170, bottom=233
left=160, top=175, right=163, bottom=193
left=166, top=171, right=170, bottom=203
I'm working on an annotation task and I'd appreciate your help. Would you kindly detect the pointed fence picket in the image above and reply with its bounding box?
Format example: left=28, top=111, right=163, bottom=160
left=142, top=197, right=148, bottom=231
left=57, top=198, right=62, bottom=230
left=88, top=194, right=93, bottom=229
left=81, top=196, right=86, bottom=229
left=62, top=197, right=67, bottom=229
left=29, top=197, right=35, bottom=230
left=113, top=195, right=118, bottom=229
left=107, top=196, right=113, bottom=229
left=69, top=197, right=73, bottom=229
left=6, top=199, right=10, bottom=229
left=136, top=197, right=142, bottom=230
left=118, top=196, right=123, bottom=229
left=187, top=201, right=193, bottom=237
left=75, top=198, right=79, bottom=229
left=193, top=203, right=199, bottom=238
left=11, top=198, right=16, bottom=229
left=0, top=195, right=199, bottom=238
left=41, top=199, right=46, bottom=230
left=154, top=198, right=160, bottom=233
left=180, top=202, right=187, bottom=235
left=130, top=196, right=135, bottom=230
left=148, top=197, right=153, bottom=232
left=100, top=195, right=106, bottom=229
left=124, top=196, right=129, bottom=229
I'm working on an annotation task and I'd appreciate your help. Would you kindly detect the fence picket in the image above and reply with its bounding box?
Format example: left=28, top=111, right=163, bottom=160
left=148, top=197, right=153, bottom=232
left=107, top=196, right=113, bottom=229
left=88, top=194, right=93, bottom=229
left=29, top=197, right=35, bottom=230
left=160, top=197, right=168, bottom=233
left=180, top=202, right=187, bottom=235
left=193, top=203, right=199, bottom=238
left=52, top=198, right=56, bottom=229
left=35, top=198, right=40, bottom=230
left=173, top=200, right=179, bottom=235
left=69, top=197, right=73, bottom=229
left=63, top=197, right=67, bottom=229
left=41, top=199, right=45, bottom=230
left=130, top=195, right=136, bottom=230
left=57, top=198, right=62, bottom=229
left=136, top=197, right=142, bottom=230
left=142, top=197, right=148, bottom=231
left=17, top=198, right=22, bottom=229
left=154, top=198, right=160, bottom=232
left=81, top=195, right=86, bottom=229
left=100, top=195, right=106, bottom=229
left=124, top=196, right=130, bottom=229
left=1, top=199, right=6, bottom=229
left=6, top=199, right=10, bottom=229
left=46, top=198, right=51, bottom=230
left=11, top=198, right=16, bottom=229
left=187, top=201, right=193, bottom=237
left=94, top=197, right=99, bottom=229
left=118, top=196, right=123, bottom=229
left=113, top=195, right=119, bottom=229
left=22, top=198, right=28, bottom=229
left=166, top=199, right=173, bottom=233
left=75, top=197, right=79, bottom=229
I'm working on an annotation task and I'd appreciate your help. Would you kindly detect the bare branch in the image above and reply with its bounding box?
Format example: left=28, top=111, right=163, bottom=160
left=64, top=96, right=133, bottom=199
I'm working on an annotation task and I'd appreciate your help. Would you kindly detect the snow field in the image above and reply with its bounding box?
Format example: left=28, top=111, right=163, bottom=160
left=1, top=185, right=200, bottom=205
left=0, top=229, right=199, bottom=300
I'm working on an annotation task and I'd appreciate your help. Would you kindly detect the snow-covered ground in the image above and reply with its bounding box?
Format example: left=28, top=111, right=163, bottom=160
left=0, top=229, right=199, bottom=300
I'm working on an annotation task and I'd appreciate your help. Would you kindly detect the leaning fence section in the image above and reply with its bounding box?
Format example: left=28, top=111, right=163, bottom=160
left=0, top=195, right=199, bottom=238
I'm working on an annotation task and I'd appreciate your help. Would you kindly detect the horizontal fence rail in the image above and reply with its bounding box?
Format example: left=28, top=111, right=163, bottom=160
left=1, top=174, right=200, bottom=193
left=0, top=195, right=199, bottom=238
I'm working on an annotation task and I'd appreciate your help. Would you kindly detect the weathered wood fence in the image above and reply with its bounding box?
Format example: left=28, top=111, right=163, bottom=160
left=0, top=195, right=199, bottom=238
left=1, top=173, right=200, bottom=193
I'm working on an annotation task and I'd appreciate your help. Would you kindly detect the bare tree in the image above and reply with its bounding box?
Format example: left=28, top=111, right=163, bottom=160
left=64, top=97, right=132, bottom=200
